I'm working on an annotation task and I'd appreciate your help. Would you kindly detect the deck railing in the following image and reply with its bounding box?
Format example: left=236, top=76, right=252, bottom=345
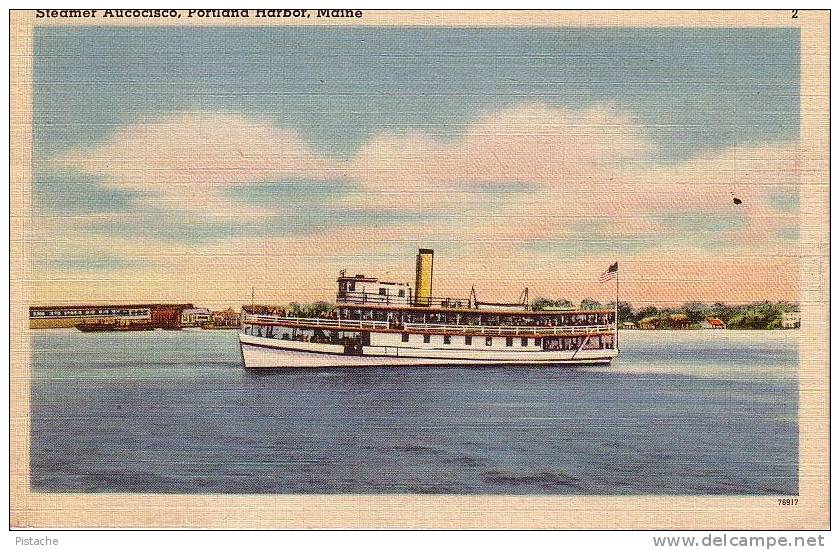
left=243, top=314, right=388, bottom=330
left=401, top=322, right=613, bottom=336
left=243, top=313, right=612, bottom=336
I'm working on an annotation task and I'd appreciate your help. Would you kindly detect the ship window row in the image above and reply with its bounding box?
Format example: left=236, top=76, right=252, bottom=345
left=30, top=308, right=149, bottom=318
left=544, top=335, right=615, bottom=350
left=400, top=333, right=543, bottom=347
left=395, top=333, right=614, bottom=349
left=376, top=288, right=406, bottom=297
left=341, top=308, right=614, bottom=327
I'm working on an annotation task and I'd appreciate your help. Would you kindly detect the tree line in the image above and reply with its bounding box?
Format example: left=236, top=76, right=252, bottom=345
left=263, top=299, right=798, bottom=330
left=532, top=298, right=799, bottom=329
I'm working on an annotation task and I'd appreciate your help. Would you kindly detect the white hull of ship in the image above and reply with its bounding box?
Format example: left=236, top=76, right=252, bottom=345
left=239, top=333, right=617, bottom=368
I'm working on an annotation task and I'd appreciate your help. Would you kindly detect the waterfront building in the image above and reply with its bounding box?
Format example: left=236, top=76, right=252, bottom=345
left=29, top=304, right=193, bottom=329
left=781, top=311, right=801, bottom=329
left=638, top=316, right=659, bottom=330
left=669, top=314, right=690, bottom=330
left=209, top=308, right=241, bottom=328
left=701, top=318, right=726, bottom=329
left=181, top=308, right=212, bottom=327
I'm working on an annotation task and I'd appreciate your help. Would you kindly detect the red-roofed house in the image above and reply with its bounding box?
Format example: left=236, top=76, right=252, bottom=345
left=702, top=318, right=726, bottom=329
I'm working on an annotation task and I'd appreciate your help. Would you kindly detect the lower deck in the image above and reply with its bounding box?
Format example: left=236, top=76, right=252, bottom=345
left=241, top=318, right=615, bottom=350
left=239, top=331, right=618, bottom=368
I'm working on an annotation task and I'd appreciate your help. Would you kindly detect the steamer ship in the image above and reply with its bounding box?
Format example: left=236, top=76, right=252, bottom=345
left=239, top=249, right=618, bottom=368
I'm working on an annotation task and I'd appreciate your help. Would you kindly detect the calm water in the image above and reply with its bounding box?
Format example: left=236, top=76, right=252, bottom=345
left=30, top=329, right=798, bottom=495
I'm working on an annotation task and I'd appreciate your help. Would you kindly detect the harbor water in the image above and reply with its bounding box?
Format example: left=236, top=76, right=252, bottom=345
left=30, top=329, right=798, bottom=495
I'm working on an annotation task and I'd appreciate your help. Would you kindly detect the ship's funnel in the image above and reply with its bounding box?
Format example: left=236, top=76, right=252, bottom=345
left=414, top=248, right=434, bottom=307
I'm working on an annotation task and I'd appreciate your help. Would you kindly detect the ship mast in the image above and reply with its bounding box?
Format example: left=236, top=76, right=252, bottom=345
left=615, top=267, right=619, bottom=352
left=519, top=287, right=529, bottom=309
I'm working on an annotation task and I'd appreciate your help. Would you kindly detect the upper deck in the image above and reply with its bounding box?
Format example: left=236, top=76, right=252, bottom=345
left=334, top=299, right=612, bottom=317
left=333, top=249, right=611, bottom=317
left=242, top=311, right=613, bottom=337
left=243, top=247, right=616, bottom=334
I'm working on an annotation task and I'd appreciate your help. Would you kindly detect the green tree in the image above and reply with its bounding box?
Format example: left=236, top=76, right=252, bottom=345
left=605, top=301, right=635, bottom=323
left=682, top=301, right=707, bottom=325
left=531, top=298, right=553, bottom=311
left=634, top=305, right=658, bottom=323
left=580, top=298, right=603, bottom=310
left=531, top=298, right=575, bottom=311
left=305, top=301, right=334, bottom=317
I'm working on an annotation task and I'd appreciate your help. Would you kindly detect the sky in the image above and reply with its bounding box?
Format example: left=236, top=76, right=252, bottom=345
left=31, top=26, right=801, bottom=308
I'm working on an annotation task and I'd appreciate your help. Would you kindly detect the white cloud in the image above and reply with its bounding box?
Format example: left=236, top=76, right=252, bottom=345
left=39, top=105, right=802, bottom=304
left=52, top=111, right=342, bottom=213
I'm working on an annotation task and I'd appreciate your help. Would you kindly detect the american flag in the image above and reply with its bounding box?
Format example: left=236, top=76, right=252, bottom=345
left=599, top=262, right=618, bottom=282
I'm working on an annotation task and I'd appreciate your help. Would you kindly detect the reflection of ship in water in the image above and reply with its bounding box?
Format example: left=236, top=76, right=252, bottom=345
left=239, top=249, right=619, bottom=369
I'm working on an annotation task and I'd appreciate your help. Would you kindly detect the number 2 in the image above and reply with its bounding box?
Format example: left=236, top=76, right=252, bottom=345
left=792, top=10, right=799, bottom=18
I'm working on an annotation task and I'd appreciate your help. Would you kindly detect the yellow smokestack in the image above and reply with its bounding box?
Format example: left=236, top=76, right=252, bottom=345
left=414, top=248, right=434, bottom=307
